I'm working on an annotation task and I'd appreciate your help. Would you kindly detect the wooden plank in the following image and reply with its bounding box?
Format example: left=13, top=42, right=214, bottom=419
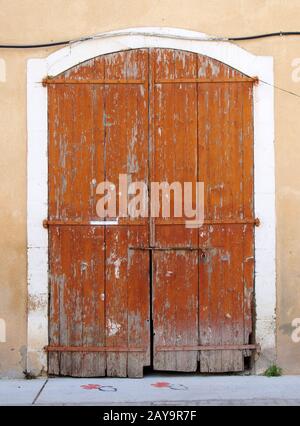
left=69, top=67, right=94, bottom=377
left=127, top=228, right=150, bottom=378
left=242, top=83, right=255, bottom=348
left=198, top=69, right=221, bottom=373
left=199, top=231, right=224, bottom=372
left=70, top=62, right=104, bottom=376
left=48, top=58, right=108, bottom=376
left=49, top=82, right=75, bottom=375
left=82, top=60, right=107, bottom=376
left=59, top=227, right=75, bottom=376
left=217, top=83, right=243, bottom=371
left=198, top=76, right=223, bottom=372
left=151, top=49, right=199, bottom=372
left=153, top=250, right=198, bottom=371
left=105, top=227, right=150, bottom=377
left=68, top=64, right=96, bottom=375
left=104, top=50, right=150, bottom=377
left=80, top=227, right=106, bottom=377
left=219, top=82, right=244, bottom=372
left=197, top=59, right=254, bottom=373
left=48, top=226, right=61, bottom=375
left=48, top=83, right=63, bottom=375
left=125, top=47, right=151, bottom=375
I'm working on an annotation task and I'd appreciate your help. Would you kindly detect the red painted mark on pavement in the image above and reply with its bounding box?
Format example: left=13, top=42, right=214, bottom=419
left=81, top=384, right=101, bottom=390
left=151, top=382, right=171, bottom=388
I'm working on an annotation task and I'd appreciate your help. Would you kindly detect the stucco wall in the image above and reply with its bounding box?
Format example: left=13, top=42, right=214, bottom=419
left=0, top=0, right=300, bottom=377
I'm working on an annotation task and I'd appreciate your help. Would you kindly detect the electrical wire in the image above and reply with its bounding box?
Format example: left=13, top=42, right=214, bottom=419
left=1, top=30, right=300, bottom=98
left=0, top=40, right=70, bottom=49
left=260, top=79, right=300, bottom=99
left=1, top=30, right=300, bottom=48
left=229, top=31, right=300, bottom=41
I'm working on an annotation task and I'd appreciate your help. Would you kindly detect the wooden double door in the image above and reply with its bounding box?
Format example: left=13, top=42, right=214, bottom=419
left=46, top=48, right=256, bottom=377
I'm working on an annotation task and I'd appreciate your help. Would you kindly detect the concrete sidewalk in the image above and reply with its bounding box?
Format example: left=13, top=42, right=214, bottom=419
left=0, top=375, right=300, bottom=406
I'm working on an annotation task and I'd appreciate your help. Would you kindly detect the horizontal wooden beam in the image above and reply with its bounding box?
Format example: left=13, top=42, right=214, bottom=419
left=45, top=344, right=260, bottom=353
left=43, top=218, right=260, bottom=228
left=45, top=346, right=146, bottom=353
left=156, top=344, right=260, bottom=352
left=42, top=78, right=145, bottom=86
left=155, top=77, right=259, bottom=84
left=42, top=78, right=258, bottom=86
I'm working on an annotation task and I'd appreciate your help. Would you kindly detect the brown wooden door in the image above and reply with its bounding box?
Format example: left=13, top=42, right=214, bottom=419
left=150, top=49, right=255, bottom=373
left=47, top=50, right=150, bottom=378
left=47, top=48, right=255, bottom=377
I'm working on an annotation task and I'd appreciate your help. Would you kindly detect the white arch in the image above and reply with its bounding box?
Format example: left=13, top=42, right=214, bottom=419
left=27, top=27, right=275, bottom=375
left=45, top=27, right=262, bottom=78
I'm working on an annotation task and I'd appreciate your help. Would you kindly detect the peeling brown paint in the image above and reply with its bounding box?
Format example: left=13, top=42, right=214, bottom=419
left=47, top=48, right=254, bottom=377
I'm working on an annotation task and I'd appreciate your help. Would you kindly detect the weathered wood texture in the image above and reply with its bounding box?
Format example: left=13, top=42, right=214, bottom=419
left=48, top=48, right=254, bottom=376
left=150, top=49, right=199, bottom=372
left=48, top=50, right=150, bottom=377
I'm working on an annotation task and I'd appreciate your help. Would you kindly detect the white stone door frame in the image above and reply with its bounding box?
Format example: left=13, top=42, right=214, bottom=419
left=27, top=27, right=275, bottom=375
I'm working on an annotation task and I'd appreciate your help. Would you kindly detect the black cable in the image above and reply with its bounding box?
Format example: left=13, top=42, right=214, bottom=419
left=260, top=79, right=300, bottom=99
left=0, top=40, right=70, bottom=49
left=229, top=31, right=300, bottom=41
left=1, top=31, right=300, bottom=48
left=1, top=31, right=300, bottom=99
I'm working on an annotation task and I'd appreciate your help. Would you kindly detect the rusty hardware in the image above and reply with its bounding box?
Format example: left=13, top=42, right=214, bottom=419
left=254, top=218, right=261, bottom=227
left=253, top=76, right=260, bottom=85
left=42, top=78, right=145, bottom=87
left=129, top=246, right=207, bottom=258
left=156, top=344, right=261, bottom=352
left=43, top=219, right=119, bottom=228
left=129, top=246, right=207, bottom=251
left=45, top=346, right=146, bottom=353
left=43, top=218, right=261, bottom=228
left=89, top=220, right=119, bottom=226
left=154, top=218, right=260, bottom=226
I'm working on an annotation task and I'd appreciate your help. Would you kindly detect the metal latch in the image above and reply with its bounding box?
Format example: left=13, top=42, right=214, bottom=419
left=43, top=219, right=119, bottom=228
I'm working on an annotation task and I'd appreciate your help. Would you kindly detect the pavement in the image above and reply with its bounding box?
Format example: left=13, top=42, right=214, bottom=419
left=0, top=374, right=300, bottom=406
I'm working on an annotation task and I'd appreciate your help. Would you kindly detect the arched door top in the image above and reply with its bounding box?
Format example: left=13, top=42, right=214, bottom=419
left=45, top=27, right=269, bottom=82
left=45, top=47, right=255, bottom=84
